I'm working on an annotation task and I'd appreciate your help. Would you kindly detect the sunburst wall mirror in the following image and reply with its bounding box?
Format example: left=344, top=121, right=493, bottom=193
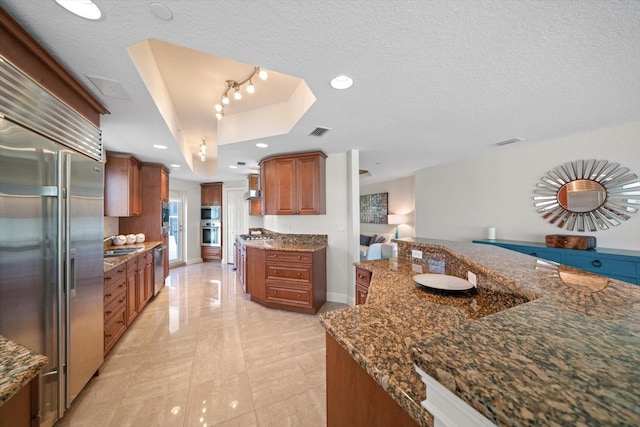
left=533, top=159, right=640, bottom=231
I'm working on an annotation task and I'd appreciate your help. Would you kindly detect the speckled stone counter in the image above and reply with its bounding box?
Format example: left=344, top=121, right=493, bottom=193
left=103, top=240, right=162, bottom=272
left=0, top=335, right=47, bottom=407
left=242, top=239, right=327, bottom=252
left=320, top=238, right=640, bottom=426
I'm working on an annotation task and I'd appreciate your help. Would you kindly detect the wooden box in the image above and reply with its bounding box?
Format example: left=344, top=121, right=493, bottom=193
left=545, top=235, right=596, bottom=250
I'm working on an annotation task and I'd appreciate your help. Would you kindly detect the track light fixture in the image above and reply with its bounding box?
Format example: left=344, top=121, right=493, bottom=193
left=214, top=66, right=268, bottom=120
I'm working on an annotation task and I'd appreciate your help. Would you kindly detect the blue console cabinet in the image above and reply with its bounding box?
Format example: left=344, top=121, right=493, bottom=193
left=473, top=239, right=640, bottom=285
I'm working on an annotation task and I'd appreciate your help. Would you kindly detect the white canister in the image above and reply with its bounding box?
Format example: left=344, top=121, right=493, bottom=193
left=135, top=233, right=146, bottom=243
left=125, top=234, right=136, bottom=245
left=487, top=227, right=496, bottom=240
left=113, top=235, right=126, bottom=246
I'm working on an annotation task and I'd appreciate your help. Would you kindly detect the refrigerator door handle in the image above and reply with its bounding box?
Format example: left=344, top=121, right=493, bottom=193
left=69, top=248, right=77, bottom=297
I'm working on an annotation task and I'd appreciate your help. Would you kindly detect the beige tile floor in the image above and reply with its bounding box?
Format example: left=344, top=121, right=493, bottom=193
left=56, top=262, right=346, bottom=427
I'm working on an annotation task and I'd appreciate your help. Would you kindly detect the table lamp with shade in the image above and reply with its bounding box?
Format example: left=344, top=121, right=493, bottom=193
left=387, top=214, right=407, bottom=239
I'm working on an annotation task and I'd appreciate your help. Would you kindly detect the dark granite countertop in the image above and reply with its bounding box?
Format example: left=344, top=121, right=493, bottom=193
left=103, top=241, right=162, bottom=272
left=320, top=238, right=640, bottom=426
left=0, top=335, right=48, bottom=407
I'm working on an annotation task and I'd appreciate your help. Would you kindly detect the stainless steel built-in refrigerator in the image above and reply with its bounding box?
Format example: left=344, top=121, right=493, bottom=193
left=0, top=58, right=104, bottom=426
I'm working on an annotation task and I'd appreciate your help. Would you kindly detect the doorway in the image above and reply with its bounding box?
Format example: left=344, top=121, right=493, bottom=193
left=225, top=188, right=247, bottom=264
left=168, top=190, right=185, bottom=267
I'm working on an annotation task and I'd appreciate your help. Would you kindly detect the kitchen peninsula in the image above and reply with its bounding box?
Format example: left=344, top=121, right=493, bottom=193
left=320, top=238, right=640, bottom=426
left=235, top=230, right=327, bottom=314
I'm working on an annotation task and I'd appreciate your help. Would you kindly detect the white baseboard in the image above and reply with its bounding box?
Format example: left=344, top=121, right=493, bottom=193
left=326, top=292, right=353, bottom=306
left=186, top=257, right=203, bottom=265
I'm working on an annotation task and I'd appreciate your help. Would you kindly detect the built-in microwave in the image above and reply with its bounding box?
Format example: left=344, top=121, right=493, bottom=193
left=201, top=205, right=221, bottom=221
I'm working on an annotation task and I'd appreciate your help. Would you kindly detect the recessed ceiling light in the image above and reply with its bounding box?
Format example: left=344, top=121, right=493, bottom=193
left=256, top=143, right=269, bottom=148
left=149, top=2, right=173, bottom=21
left=229, top=165, right=238, bottom=169
left=153, top=144, right=168, bottom=149
left=330, top=75, right=353, bottom=90
left=170, top=164, right=181, bottom=168
left=55, top=0, right=103, bottom=20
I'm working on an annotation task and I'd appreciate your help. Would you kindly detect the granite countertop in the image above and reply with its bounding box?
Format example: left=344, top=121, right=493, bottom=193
left=0, top=335, right=48, bottom=407
left=103, top=241, right=162, bottom=272
left=319, top=238, right=640, bottom=426
left=241, top=240, right=327, bottom=252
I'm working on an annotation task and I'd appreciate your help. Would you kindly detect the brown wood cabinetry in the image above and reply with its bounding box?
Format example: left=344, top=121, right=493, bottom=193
left=248, top=174, right=262, bottom=215
left=202, top=246, right=222, bottom=261
left=0, top=375, right=39, bottom=427
left=355, top=267, right=373, bottom=305
left=119, top=163, right=170, bottom=242
left=104, top=248, right=158, bottom=355
left=201, top=182, right=222, bottom=206
left=103, top=264, right=127, bottom=354
left=237, top=240, right=327, bottom=314
left=105, top=154, right=142, bottom=217
left=326, top=333, right=419, bottom=427
left=125, top=258, right=138, bottom=326
left=259, top=151, right=326, bottom=215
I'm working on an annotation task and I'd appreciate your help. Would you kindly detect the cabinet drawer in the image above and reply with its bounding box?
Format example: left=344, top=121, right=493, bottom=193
left=265, top=263, right=312, bottom=283
left=104, top=265, right=126, bottom=287
left=104, top=306, right=126, bottom=353
left=356, top=283, right=369, bottom=305
left=564, top=254, right=637, bottom=278
left=104, top=282, right=126, bottom=310
left=265, top=283, right=312, bottom=307
left=127, top=257, right=138, bottom=272
left=265, top=251, right=312, bottom=263
left=104, top=288, right=126, bottom=322
left=355, top=267, right=372, bottom=286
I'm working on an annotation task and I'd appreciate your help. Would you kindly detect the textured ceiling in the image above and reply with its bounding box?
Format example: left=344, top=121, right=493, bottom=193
left=2, top=0, right=640, bottom=184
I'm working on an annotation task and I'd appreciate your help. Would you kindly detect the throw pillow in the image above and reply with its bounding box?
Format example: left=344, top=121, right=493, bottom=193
left=369, top=234, right=378, bottom=245
left=360, top=234, right=371, bottom=246
left=375, top=235, right=386, bottom=244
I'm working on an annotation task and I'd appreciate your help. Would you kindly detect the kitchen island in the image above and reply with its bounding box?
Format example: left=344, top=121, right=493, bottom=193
left=0, top=335, right=48, bottom=426
left=235, top=232, right=327, bottom=314
left=320, top=238, right=640, bottom=426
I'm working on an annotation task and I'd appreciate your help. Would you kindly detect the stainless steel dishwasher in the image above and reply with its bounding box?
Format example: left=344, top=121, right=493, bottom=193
left=153, top=245, right=165, bottom=296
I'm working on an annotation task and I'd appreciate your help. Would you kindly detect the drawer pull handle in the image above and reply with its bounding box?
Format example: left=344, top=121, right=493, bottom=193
left=592, top=260, right=602, bottom=268
left=267, top=254, right=277, bottom=258
left=297, top=293, right=301, bottom=298
left=118, top=284, right=124, bottom=288
left=106, top=310, right=112, bottom=315
left=105, top=277, right=111, bottom=281
left=297, top=272, right=301, bottom=276
left=297, top=255, right=301, bottom=259
left=105, top=333, right=112, bottom=338
left=118, top=269, right=124, bottom=273
left=105, top=293, right=112, bottom=298
left=118, top=298, right=125, bottom=303
left=117, top=320, right=125, bottom=325
left=358, top=275, right=364, bottom=279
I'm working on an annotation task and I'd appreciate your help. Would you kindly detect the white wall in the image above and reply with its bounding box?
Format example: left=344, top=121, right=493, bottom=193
left=414, top=121, right=640, bottom=251
left=263, top=152, right=353, bottom=304
left=169, top=177, right=203, bottom=264
left=360, top=175, right=415, bottom=239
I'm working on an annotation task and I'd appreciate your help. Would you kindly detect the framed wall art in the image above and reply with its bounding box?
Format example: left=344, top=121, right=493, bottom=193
left=360, top=192, right=388, bottom=224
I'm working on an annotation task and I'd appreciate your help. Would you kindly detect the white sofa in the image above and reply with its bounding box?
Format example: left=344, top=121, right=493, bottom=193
left=359, top=233, right=394, bottom=261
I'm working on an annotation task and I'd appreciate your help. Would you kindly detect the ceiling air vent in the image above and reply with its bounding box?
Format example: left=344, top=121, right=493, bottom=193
left=494, top=137, right=523, bottom=147
left=309, top=127, right=331, bottom=137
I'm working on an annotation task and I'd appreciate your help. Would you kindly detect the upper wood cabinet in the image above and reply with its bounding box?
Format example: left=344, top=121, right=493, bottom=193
left=248, top=174, right=262, bottom=216
left=201, top=183, right=222, bottom=206
left=104, top=153, right=142, bottom=217
left=160, top=168, right=169, bottom=202
left=259, top=151, right=326, bottom=215
left=119, top=163, right=169, bottom=241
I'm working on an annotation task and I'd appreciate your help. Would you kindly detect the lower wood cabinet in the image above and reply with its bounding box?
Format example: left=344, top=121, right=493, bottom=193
left=326, top=332, right=419, bottom=427
left=0, top=376, right=39, bottom=427
left=355, top=267, right=373, bottom=305
left=104, top=248, right=157, bottom=355
left=202, top=246, right=222, bottom=261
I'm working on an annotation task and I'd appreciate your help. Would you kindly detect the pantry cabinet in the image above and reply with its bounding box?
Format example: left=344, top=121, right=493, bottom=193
left=259, top=151, right=326, bottom=215
left=201, top=182, right=222, bottom=206
left=104, top=153, right=142, bottom=217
